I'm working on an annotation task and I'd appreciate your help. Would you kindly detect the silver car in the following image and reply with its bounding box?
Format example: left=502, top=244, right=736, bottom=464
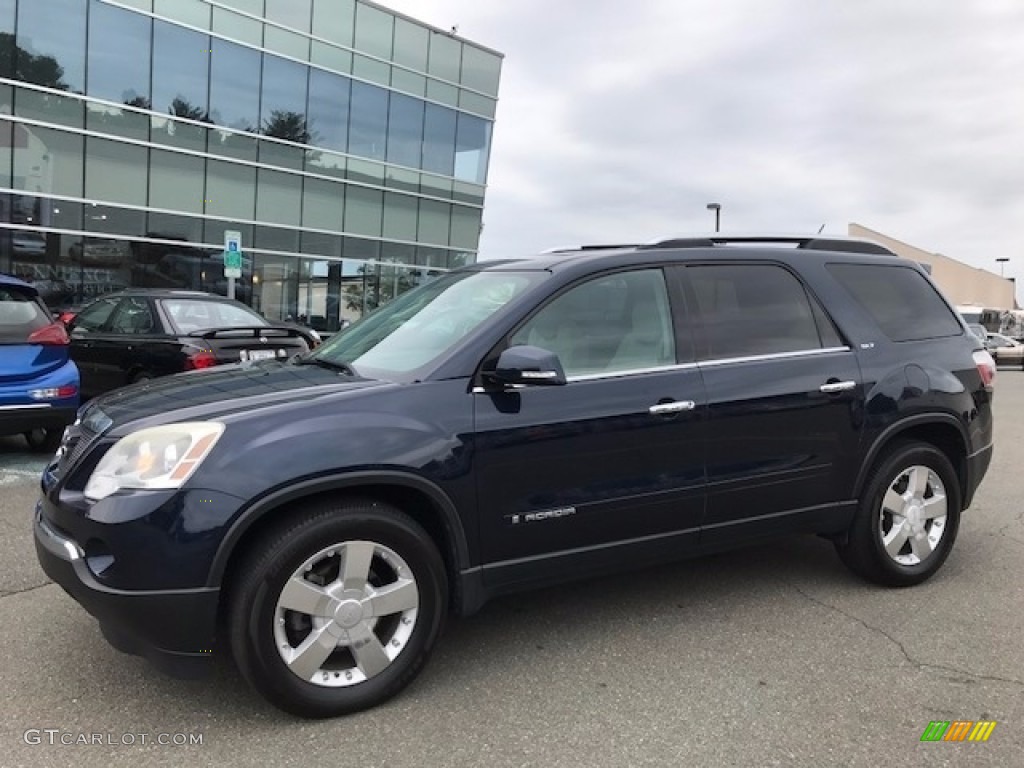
left=985, top=332, right=1024, bottom=368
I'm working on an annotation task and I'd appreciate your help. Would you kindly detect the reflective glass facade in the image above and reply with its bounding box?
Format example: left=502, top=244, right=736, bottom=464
left=0, top=0, right=500, bottom=329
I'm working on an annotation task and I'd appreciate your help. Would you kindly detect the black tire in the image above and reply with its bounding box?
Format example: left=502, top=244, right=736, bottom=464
left=836, top=441, right=961, bottom=587
left=23, top=428, right=62, bottom=453
left=131, top=372, right=153, bottom=385
left=227, top=499, right=447, bottom=718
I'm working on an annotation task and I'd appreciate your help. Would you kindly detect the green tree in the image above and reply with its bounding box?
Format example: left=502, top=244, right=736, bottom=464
left=169, top=97, right=209, bottom=121
left=0, top=33, right=67, bottom=89
left=262, top=110, right=314, bottom=144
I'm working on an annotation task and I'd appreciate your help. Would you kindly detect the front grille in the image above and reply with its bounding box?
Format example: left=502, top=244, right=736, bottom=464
left=60, top=423, right=96, bottom=472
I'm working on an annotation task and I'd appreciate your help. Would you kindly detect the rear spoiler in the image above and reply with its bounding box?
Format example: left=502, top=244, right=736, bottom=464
left=188, top=325, right=317, bottom=346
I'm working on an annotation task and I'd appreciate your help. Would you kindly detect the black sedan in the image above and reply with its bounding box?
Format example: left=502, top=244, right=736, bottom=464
left=67, top=290, right=317, bottom=398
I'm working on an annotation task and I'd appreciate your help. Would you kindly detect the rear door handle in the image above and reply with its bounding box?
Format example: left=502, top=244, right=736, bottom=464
left=819, top=380, right=856, bottom=394
left=649, top=400, right=696, bottom=415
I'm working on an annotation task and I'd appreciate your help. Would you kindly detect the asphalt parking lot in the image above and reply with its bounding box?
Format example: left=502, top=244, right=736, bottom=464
left=1, top=379, right=1022, bottom=768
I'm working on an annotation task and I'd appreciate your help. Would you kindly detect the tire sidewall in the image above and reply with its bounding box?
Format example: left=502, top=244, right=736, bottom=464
left=24, top=428, right=61, bottom=453
left=861, top=444, right=962, bottom=585
left=235, top=509, right=447, bottom=717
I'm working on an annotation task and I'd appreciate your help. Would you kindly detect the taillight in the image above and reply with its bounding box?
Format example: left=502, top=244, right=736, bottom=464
left=185, top=349, right=218, bottom=370
left=973, top=350, right=996, bottom=389
left=29, top=384, right=78, bottom=400
left=27, top=322, right=70, bottom=345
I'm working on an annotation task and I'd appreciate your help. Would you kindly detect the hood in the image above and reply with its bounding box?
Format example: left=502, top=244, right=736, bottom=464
left=86, top=360, right=390, bottom=434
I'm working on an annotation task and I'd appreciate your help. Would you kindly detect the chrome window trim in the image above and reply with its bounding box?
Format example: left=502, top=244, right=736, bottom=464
left=0, top=108, right=484, bottom=213
left=697, top=346, right=852, bottom=368
left=567, top=362, right=699, bottom=382
left=470, top=349, right=852, bottom=390
left=99, top=0, right=501, bottom=110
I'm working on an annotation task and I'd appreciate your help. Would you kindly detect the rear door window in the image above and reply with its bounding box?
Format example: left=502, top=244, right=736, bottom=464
left=74, top=298, right=119, bottom=332
left=827, top=263, right=962, bottom=341
left=162, top=299, right=267, bottom=333
left=108, top=297, right=157, bottom=335
left=688, top=264, right=841, bottom=360
left=0, top=285, right=49, bottom=343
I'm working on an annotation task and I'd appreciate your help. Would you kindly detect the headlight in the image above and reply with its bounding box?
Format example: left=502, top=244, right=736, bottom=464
left=84, top=422, right=225, bottom=501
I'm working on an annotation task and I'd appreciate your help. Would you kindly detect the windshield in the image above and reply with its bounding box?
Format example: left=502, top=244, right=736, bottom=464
left=310, top=270, right=538, bottom=377
left=163, top=298, right=267, bottom=333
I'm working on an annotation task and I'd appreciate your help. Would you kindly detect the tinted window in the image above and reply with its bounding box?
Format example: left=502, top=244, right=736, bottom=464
left=261, top=54, right=308, bottom=141
left=209, top=39, right=260, bottom=131
left=387, top=93, right=424, bottom=169
left=422, top=104, right=456, bottom=176
left=454, top=113, right=490, bottom=184
left=511, top=269, right=676, bottom=377
left=307, top=69, right=350, bottom=153
left=827, top=264, right=962, bottom=342
left=108, top=297, right=156, bottom=335
left=0, top=284, right=48, bottom=342
left=163, top=298, right=266, bottom=333
left=87, top=1, right=151, bottom=106
left=152, top=21, right=209, bottom=118
left=73, top=297, right=118, bottom=331
left=348, top=81, right=388, bottom=161
left=16, top=0, right=86, bottom=92
left=689, top=264, right=828, bottom=359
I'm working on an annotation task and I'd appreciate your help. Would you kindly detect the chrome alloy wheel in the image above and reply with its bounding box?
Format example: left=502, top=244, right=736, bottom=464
left=273, top=540, right=419, bottom=687
left=878, top=465, right=948, bottom=566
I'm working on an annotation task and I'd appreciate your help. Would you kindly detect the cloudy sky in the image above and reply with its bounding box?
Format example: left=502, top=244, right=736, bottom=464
left=383, top=0, right=1023, bottom=292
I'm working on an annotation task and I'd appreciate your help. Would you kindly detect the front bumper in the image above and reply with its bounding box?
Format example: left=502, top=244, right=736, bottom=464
left=33, top=504, right=220, bottom=679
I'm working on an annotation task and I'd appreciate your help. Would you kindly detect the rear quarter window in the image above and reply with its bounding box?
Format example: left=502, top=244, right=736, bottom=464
left=0, top=286, right=49, bottom=343
left=826, top=263, right=962, bottom=342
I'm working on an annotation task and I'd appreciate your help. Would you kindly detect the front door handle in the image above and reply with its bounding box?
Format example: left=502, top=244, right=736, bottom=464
left=649, top=400, right=696, bottom=415
left=819, top=380, right=856, bottom=394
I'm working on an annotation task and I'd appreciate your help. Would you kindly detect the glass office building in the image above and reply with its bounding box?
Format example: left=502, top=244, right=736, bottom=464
left=0, top=0, right=500, bottom=330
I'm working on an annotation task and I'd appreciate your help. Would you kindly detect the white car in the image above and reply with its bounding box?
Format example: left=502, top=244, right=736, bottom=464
left=985, top=332, right=1024, bottom=368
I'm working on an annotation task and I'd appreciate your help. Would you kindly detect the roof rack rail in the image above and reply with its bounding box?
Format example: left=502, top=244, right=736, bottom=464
left=640, top=235, right=896, bottom=256
left=541, top=243, right=640, bottom=254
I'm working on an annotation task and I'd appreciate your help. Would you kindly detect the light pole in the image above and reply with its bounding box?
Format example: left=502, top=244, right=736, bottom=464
left=996, top=257, right=1009, bottom=277
left=706, top=203, right=721, bottom=233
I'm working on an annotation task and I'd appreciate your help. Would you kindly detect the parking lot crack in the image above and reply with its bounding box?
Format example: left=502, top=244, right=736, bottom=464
left=0, top=582, right=52, bottom=599
left=783, top=580, right=1024, bottom=689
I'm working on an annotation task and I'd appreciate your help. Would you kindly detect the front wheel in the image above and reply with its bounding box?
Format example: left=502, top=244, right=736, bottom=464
left=836, top=442, right=961, bottom=587
left=228, top=500, right=448, bottom=718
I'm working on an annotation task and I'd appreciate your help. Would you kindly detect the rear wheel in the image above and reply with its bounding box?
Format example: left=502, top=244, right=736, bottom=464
left=23, top=428, right=62, bottom=453
left=227, top=499, right=447, bottom=718
left=836, top=442, right=961, bottom=587
left=131, top=372, right=153, bottom=385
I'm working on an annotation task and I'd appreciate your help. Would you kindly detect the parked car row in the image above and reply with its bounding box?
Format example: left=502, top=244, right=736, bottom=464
left=2, top=277, right=320, bottom=449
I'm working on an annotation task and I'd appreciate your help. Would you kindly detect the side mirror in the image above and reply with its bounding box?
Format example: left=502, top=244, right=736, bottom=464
left=491, top=345, right=567, bottom=387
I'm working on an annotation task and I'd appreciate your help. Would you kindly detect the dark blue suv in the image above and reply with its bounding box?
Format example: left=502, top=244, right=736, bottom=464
left=34, top=237, right=994, bottom=718
left=0, top=274, right=79, bottom=451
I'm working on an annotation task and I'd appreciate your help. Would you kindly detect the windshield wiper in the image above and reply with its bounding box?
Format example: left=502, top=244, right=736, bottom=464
left=293, top=356, right=356, bottom=376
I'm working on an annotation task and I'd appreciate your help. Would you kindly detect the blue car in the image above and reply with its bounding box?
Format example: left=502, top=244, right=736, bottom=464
left=0, top=274, right=80, bottom=451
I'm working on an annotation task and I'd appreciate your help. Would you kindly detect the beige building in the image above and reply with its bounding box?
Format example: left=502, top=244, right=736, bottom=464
left=849, top=223, right=1016, bottom=310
